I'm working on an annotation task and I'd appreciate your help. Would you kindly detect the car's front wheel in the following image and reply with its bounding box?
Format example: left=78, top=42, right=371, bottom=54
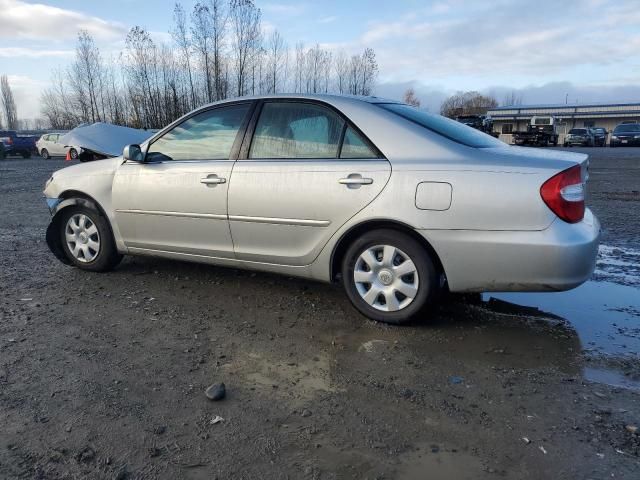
left=59, top=206, right=122, bottom=271
left=341, top=229, right=440, bottom=324
left=69, top=148, right=78, bottom=160
left=40, top=148, right=49, bottom=159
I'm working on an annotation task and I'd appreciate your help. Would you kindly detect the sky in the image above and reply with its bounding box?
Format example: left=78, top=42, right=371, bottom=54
left=1, top=0, right=639, bottom=119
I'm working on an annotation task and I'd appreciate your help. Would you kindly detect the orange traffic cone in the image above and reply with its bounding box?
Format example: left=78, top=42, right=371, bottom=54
left=65, top=150, right=72, bottom=161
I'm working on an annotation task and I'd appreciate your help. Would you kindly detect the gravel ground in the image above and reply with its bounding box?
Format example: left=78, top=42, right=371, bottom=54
left=1, top=148, right=639, bottom=479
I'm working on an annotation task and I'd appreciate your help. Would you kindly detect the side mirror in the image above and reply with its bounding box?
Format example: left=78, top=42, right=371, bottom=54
left=123, top=144, right=143, bottom=162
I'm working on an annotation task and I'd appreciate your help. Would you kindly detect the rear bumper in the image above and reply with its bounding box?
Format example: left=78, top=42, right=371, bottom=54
left=420, top=209, right=600, bottom=292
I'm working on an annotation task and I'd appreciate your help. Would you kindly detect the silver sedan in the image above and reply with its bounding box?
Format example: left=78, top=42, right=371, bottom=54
left=43, top=94, right=600, bottom=324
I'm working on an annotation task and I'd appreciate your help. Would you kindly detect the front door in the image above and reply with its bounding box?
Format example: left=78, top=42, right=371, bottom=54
left=112, top=102, right=253, bottom=258
left=228, top=101, right=391, bottom=266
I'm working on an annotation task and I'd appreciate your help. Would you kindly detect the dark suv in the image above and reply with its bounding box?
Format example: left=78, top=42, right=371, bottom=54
left=610, top=123, right=640, bottom=147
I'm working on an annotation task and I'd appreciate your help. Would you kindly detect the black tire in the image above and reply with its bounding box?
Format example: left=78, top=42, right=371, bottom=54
left=59, top=206, right=122, bottom=272
left=341, top=229, right=440, bottom=325
left=69, top=148, right=78, bottom=160
left=41, top=148, right=50, bottom=159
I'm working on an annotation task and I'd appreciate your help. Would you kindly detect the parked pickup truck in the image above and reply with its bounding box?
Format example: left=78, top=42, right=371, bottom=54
left=512, top=116, right=559, bottom=147
left=0, top=131, right=37, bottom=158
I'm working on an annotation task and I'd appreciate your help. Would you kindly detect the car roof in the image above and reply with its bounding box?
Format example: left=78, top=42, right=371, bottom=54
left=198, top=93, right=403, bottom=110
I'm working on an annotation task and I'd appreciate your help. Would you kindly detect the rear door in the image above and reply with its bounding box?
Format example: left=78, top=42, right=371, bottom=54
left=227, top=100, right=391, bottom=266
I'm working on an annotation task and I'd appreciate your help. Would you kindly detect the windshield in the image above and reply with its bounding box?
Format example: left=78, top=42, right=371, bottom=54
left=378, top=103, right=505, bottom=148
left=614, top=124, right=640, bottom=133
left=569, top=129, right=587, bottom=134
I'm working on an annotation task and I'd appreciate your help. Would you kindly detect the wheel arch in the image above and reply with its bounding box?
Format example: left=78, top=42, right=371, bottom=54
left=46, top=190, right=116, bottom=265
left=329, top=219, right=446, bottom=283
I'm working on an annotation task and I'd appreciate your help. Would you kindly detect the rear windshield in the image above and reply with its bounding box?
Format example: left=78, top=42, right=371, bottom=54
left=614, top=124, right=640, bottom=133
left=377, top=103, right=505, bottom=148
left=569, top=129, right=587, bottom=134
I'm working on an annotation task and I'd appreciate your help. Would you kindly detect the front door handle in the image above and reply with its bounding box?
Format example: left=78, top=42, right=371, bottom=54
left=200, top=175, right=226, bottom=185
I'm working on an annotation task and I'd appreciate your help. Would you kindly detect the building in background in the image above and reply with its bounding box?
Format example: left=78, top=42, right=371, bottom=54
left=488, top=102, right=640, bottom=145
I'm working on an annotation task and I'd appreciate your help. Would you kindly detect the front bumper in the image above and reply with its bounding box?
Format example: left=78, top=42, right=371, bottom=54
left=610, top=138, right=640, bottom=147
left=420, top=209, right=600, bottom=292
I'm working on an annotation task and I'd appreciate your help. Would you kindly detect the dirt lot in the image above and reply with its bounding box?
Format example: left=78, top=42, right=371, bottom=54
left=1, top=148, right=639, bottom=479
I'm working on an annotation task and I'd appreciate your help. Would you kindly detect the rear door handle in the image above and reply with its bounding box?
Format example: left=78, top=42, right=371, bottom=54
left=200, top=175, right=226, bottom=185
left=339, top=177, right=373, bottom=185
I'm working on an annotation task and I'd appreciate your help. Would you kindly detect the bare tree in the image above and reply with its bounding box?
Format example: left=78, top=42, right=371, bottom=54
left=266, top=30, right=286, bottom=93
left=1, top=75, right=18, bottom=129
left=172, top=2, right=197, bottom=109
left=209, top=0, right=228, bottom=100
left=334, top=50, right=349, bottom=94
left=440, top=91, right=498, bottom=118
left=403, top=88, right=420, bottom=107
left=360, top=48, right=377, bottom=96
left=71, top=31, right=104, bottom=123
left=191, top=3, right=215, bottom=102
left=294, top=42, right=305, bottom=93
left=230, top=0, right=261, bottom=96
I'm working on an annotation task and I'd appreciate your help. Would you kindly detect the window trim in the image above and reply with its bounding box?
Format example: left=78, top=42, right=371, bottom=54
left=139, top=100, right=257, bottom=164
left=238, top=98, right=384, bottom=161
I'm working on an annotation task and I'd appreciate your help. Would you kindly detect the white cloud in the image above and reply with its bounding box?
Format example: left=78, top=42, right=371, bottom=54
left=318, top=16, right=337, bottom=24
left=0, top=47, right=73, bottom=58
left=356, top=0, right=640, bottom=82
left=262, top=3, right=306, bottom=15
left=0, top=0, right=126, bottom=41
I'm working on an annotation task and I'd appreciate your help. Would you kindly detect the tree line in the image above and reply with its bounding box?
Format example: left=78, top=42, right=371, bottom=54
left=41, top=0, right=379, bottom=130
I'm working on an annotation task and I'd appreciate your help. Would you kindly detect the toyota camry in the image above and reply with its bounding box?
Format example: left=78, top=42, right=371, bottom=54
left=43, top=94, right=600, bottom=324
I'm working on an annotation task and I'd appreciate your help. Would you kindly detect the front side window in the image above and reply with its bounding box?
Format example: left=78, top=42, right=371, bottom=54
left=249, top=102, right=345, bottom=159
left=377, top=103, right=505, bottom=148
left=147, top=103, right=251, bottom=162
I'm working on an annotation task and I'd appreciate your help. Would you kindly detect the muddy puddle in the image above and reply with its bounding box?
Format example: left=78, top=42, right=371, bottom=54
left=481, top=244, right=640, bottom=390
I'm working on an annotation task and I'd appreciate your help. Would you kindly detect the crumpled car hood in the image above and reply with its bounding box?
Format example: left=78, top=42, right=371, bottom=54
left=59, top=122, right=154, bottom=157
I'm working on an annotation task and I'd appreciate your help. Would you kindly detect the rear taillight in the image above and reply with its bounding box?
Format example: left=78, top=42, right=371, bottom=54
left=540, top=164, right=585, bottom=223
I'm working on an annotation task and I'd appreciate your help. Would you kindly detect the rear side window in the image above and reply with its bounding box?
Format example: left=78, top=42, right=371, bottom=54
left=340, top=126, right=377, bottom=158
left=250, top=102, right=344, bottom=159
left=377, top=103, right=505, bottom=148
left=147, top=103, right=250, bottom=161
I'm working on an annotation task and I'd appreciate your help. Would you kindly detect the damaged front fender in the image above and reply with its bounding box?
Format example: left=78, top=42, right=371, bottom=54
left=44, top=196, right=103, bottom=265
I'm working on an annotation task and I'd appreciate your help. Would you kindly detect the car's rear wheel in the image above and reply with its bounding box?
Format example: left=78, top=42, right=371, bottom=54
left=69, top=148, right=78, bottom=160
left=41, top=148, right=49, bottom=159
left=59, top=206, right=122, bottom=272
left=341, top=229, right=440, bottom=324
